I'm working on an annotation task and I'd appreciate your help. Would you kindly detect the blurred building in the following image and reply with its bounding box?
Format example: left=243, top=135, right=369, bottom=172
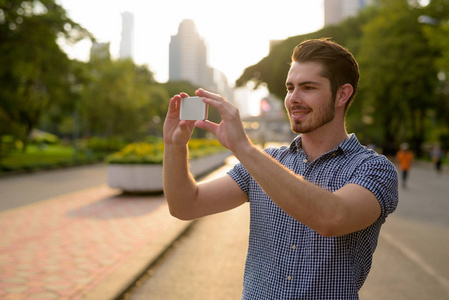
left=169, top=19, right=233, bottom=101
left=324, top=0, right=374, bottom=26
left=90, top=41, right=110, bottom=62
left=119, top=12, right=134, bottom=59
left=169, top=19, right=213, bottom=87
left=212, top=69, right=235, bottom=103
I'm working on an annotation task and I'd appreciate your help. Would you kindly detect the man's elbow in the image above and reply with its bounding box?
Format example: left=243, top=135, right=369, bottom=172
left=315, top=214, right=374, bottom=237
left=314, top=215, right=346, bottom=237
left=315, top=225, right=338, bottom=237
left=167, top=204, right=197, bottom=221
left=316, top=227, right=340, bottom=237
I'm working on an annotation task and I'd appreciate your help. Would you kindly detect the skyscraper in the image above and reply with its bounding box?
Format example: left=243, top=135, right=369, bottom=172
left=169, top=19, right=213, bottom=88
left=119, top=12, right=134, bottom=59
left=324, top=0, right=373, bottom=26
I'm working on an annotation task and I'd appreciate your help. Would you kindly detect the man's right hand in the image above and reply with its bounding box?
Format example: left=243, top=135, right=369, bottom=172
left=163, top=91, right=248, bottom=221
left=163, top=93, right=196, bottom=147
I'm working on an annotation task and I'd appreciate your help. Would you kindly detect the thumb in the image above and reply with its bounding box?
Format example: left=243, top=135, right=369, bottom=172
left=194, top=120, right=218, bottom=135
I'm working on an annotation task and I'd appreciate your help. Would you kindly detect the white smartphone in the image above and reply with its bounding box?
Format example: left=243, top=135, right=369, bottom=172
left=179, top=96, right=208, bottom=120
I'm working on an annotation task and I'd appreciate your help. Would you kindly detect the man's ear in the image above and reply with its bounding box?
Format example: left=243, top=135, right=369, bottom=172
left=336, top=83, right=353, bottom=108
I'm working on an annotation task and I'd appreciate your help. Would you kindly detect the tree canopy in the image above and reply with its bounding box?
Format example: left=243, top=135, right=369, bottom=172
left=2, top=0, right=449, bottom=158
left=0, top=0, right=201, bottom=158
left=0, top=0, right=91, bottom=150
left=236, top=0, right=449, bottom=154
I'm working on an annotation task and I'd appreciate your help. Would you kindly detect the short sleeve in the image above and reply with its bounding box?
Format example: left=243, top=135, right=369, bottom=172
left=227, top=162, right=251, bottom=196
left=226, top=147, right=283, bottom=196
left=348, top=155, right=399, bottom=220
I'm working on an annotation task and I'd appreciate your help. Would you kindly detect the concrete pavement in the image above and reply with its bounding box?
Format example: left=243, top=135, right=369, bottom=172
left=0, top=164, right=108, bottom=212
left=127, top=199, right=249, bottom=300
left=124, top=159, right=449, bottom=300
left=126, top=159, right=248, bottom=300
left=360, top=161, right=449, bottom=299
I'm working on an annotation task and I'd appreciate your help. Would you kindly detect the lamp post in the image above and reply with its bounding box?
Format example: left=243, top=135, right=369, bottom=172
left=69, top=74, right=82, bottom=162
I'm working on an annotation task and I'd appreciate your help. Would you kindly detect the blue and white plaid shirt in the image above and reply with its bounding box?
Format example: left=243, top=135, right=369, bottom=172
left=228, top=134, right=398, bottom=299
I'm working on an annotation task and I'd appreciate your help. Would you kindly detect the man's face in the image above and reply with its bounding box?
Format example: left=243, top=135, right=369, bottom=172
left=285, top=61, right=335, bottom=134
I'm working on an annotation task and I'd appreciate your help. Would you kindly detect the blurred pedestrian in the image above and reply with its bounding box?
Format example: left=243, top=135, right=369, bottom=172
left=431, top=145, right=444, bottom=174
left=164, top=38, right=398, bottom=299
left=396, top=143, right=414, bottom=188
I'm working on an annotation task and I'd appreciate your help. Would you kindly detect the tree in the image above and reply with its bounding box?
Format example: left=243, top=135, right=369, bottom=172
left=235, top=9, right=371, bottom=100
left=358, top=0, right=439, bottom=155
left=420, top=0, right=449, bottom=148
left=80, top=57, right=174, bottom=141
left=0, top=0, right=91, bottom=152
left=235, top=0, right=445, bottom=155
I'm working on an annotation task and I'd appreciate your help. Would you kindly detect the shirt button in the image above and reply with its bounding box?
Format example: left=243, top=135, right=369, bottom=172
left=291, top=245, right=296, bottom=250
left=303, top=159, right=308, bottom=163
left=287, top=276, right=292, bottom=281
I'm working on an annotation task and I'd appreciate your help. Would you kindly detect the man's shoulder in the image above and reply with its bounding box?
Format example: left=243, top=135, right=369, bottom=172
left=264, top=144, right=291, bottom=155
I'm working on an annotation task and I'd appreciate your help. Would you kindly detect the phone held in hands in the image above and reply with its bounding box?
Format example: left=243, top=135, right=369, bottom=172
left=179, top=96, right=208, bottom=121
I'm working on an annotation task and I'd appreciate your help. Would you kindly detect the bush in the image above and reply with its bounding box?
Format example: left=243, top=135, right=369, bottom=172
left=0, top=144, right=103, bottom=175
left=30, top=130, right=60, bottom=145
left=106, top=139, right=225, bottom=164
left=85, top=136, right=127, bottom=153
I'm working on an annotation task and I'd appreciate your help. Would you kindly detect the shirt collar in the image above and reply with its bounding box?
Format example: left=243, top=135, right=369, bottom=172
left=289, top=133, right=359, bottom=156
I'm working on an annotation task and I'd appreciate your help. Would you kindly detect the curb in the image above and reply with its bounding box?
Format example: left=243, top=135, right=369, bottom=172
left=83, top=155, right=234, bottom=300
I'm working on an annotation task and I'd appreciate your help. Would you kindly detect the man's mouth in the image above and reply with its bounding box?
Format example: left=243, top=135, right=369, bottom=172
left=292, top=111, right=308, bottom=116
left=291, top=107, right=311, bottom=119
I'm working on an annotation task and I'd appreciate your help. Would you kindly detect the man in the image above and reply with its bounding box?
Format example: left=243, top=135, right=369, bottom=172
left=396, top=142, right=414, bottom=187
left=163, top=38, right=398, bottom=299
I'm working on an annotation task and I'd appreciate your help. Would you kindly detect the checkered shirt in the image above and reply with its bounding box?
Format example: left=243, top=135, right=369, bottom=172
left=228, top=134, right=398, bottom=300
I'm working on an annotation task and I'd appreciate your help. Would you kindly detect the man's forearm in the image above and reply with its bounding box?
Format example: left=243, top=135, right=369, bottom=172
left=233, top=143, right=343, bottom=235
left=163, top=144, right=199, bottom=219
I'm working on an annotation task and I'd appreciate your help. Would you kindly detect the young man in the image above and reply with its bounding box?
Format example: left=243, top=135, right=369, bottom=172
left=163, top=38, right=398, bottom=299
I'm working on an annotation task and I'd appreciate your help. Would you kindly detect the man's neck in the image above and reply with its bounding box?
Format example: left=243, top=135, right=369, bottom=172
left=300, top=127, right=349, bottom=162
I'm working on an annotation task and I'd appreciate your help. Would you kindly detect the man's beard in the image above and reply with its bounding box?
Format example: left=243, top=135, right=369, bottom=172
left=288, top=98, right=336, bottom=134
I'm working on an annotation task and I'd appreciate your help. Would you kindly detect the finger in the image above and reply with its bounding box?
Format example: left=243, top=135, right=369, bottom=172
left=196, top=88, right=233, bottom=112
left=168, top=93, right=191, bottom=118
left=194, top=120, right=218, bottom=135
left=201, top=96, right=239, bottom=123
left=168, top=97, right=183, bottom=122
left=180, top=120, right=195, bottom=127
left=178, top=120, right=196, bottom=137
left=195, top=88, right=220, bottom=100
left=168, top=95, right=180, bottom=113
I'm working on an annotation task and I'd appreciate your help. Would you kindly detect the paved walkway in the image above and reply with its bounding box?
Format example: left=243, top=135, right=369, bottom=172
left=125, top=158, right=449, bottom=299
left=0, top=153, right=236, bottom=300
left=127, top=204, right=249, bottom=300
left=0, top=184, right=194, bottom=300
left=0, top=164, right=108, bottom=212
left=1, top=155, right=447, bottom=299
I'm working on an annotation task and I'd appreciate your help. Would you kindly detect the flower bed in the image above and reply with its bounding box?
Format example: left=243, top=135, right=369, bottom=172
left=106, top=139, right=230, bottom=193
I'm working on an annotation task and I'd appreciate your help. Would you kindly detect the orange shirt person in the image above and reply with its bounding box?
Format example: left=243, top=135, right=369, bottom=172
left=396, top=143, right=414, bottom=187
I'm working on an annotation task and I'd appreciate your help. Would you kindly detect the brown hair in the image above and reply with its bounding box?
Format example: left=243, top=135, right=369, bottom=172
left=291, top=38, right=359, bottom=111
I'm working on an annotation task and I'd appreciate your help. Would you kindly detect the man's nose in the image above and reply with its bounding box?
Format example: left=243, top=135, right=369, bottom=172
left=288, top=90, right=303, bottom=104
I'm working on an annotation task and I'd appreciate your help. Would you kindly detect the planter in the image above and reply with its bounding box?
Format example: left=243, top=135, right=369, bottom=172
left=107, top=151, right=231, bottom=193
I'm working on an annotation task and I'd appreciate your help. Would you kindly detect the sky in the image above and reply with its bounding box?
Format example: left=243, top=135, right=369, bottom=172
left=57, top=0, right=324, bottom=85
